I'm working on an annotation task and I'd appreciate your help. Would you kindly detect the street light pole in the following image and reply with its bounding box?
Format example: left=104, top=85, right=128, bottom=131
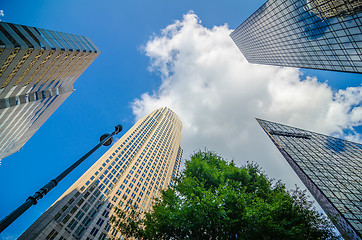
left=0, top=124, right=123, bottom=233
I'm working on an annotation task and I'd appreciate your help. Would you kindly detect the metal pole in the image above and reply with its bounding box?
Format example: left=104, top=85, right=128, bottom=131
left=0, top=124, right=123, bottom=233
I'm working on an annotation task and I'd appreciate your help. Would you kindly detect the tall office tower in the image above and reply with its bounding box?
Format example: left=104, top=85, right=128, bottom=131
left=20, top=107, right=183, bottom=240
left=230, top=0, right=362, bottom=74
left=0, top=22, right=100, bottom=161
left=257, top=119, right=361, bottom=240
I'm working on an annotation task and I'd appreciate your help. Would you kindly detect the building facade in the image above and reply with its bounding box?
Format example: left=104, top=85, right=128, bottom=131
left=0, top=22, right=100, bottom=161
left=307, top=0, right=362, bottom=19
left=230, top=0, right=362, bottom=73
left=257, top=118, right=361, bottom=240
left=20, top=107, right=183, bottom=240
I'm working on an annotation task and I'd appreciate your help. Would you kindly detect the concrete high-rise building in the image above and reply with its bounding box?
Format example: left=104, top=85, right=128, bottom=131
left=0, top=22, right=100, bottom=161
left=230, top=0, right=362, bottom=73
left=20, top=107, right=183, bottom=240
left=257, top=118, right=361, bottom=240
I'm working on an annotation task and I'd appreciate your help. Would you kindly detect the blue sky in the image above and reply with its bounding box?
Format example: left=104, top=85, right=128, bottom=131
left=0, top=0, right=361, bottom=238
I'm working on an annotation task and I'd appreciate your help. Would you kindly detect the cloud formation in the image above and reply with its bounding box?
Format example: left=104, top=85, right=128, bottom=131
left=132, top=11, right=362, bottom=187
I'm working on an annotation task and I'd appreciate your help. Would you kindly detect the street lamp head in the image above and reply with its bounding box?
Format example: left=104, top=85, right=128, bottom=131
left=115, top=124, right=123, bottom=134
left=100, top=134, right=113, bottom=146
left=100, top=125, right=122, bottom=146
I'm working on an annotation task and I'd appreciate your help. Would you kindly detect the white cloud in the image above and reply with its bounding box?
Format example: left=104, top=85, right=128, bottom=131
left=132, top=11, right=362, bottom=188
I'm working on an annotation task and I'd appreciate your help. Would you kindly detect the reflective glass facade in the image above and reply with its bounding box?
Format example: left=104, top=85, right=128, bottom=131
left=20, top=107, right=183, bottom=240
left=230, top=0, right=362, bottom=73
left=0, top=22, right=100, bottom=161
left=257, top=119, right=362, bottom=240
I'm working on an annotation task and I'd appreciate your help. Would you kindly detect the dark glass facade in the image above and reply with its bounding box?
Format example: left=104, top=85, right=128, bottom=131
left=257, top=119, right=361, bottom=240
left=230, top=0, right=362, bottom=74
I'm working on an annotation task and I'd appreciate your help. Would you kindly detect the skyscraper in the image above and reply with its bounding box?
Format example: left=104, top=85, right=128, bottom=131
left=230, top=0, right=362, bottom=73
left=257, top=118, right=361, bottom=240
left=20, top=107, right=183, bottom=240
left=0, top=22, right=100, bottom=161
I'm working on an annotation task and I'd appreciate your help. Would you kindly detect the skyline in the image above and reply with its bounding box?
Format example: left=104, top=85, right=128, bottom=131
left=0, top=0, right=361, bottom=239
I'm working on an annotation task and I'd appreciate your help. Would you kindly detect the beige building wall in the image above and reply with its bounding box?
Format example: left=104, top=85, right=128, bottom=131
left=0, top=22, right=100, bottom=161
left=19, top=107, right=183, bottom=240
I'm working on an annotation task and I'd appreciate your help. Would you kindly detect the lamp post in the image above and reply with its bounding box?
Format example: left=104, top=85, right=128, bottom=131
left=0, top=124, right=123, bottom=233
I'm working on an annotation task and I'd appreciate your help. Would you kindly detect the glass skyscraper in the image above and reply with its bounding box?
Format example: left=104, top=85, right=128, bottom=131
left=20, top=107, right=183, bottom=240
left=257, top=118, right=361, bottom=240
left=230, top=0, right=362, bottom=73
left=0, top=22, right=100, bottom=161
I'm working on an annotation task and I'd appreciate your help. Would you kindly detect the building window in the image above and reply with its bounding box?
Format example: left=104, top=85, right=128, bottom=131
left=99, top=233, right=107, bottom=240
left=53, top=212, right=61, bottom=221
left=90, top=227, right=99, bottom=237
left=102, top=210, right=109, bottom=217
left=82, top=203, right=90, bottom=212
left=75, top=225, right=85, bottom=236
left=82, top=216, right=91, bottom=227
left=89, top=208, right=97, bottom=218
left=77, top=198, right=85, bottom=207
left=111, top=228, right=118, bottom=236
left=75, top=211, right=85, bottom=221
left=104, top=223, right=111, bottom=231
left=61, top=214, right=71, bottom=224
left=61, top=205, right=68, bottom=212
left=67, top=219, right=78, bottom=230
left=45, top=229, right=58, bottom=240
left=96, top=218, right=105, bottom=227
left=104, top=189, right=110, bottom=195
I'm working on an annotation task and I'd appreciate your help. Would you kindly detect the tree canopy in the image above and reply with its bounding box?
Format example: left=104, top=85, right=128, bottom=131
left=110, top=151, right=340, bottom=240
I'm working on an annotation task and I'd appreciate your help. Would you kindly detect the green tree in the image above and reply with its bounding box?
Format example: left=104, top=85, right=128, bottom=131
left=110, top=151, right=340, bottom=240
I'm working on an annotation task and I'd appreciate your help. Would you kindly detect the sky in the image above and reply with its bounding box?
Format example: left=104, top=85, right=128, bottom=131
left=0, top=0, right=361, bottom=239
